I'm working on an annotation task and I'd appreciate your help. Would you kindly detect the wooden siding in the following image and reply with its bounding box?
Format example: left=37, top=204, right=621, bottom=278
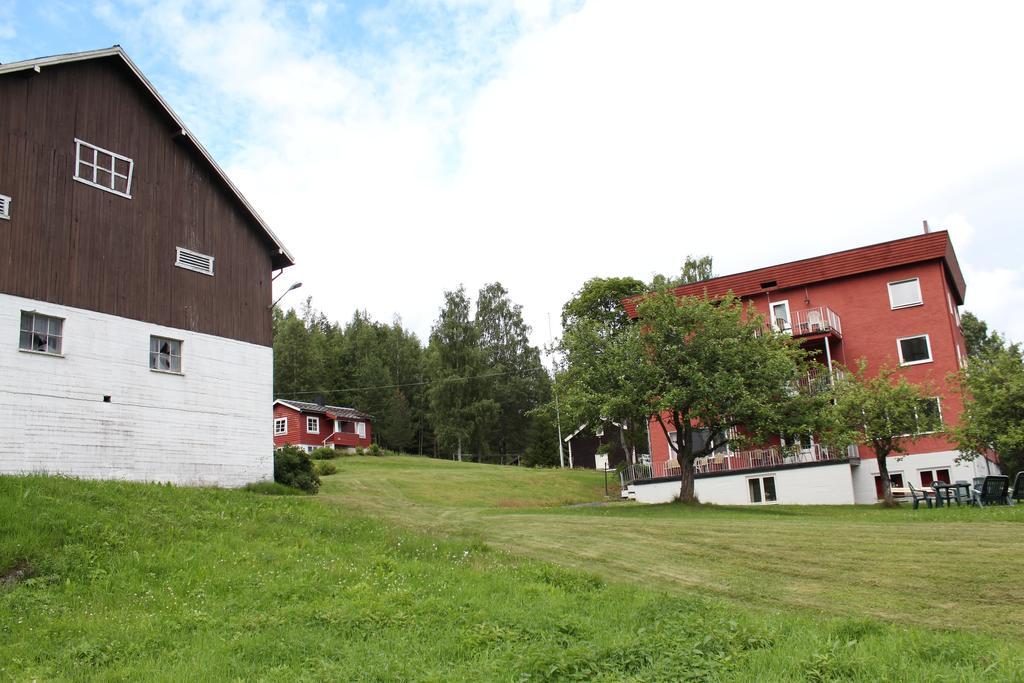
left=623, top=231, right=965, bottom=319
left=0, top=292, right=274, bottom=487
left=0, top=57, right=277, bottom=346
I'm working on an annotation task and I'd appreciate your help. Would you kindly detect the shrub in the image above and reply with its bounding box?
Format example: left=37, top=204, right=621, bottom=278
left=273, top=446, right=320, bottom=494
left=315, top=461, right=338, bottom=476
left=368, top=443, right=382, bottom=456
left=310, top=446, right=337, bottom=460
left=355, top=447, right=365, bottom=456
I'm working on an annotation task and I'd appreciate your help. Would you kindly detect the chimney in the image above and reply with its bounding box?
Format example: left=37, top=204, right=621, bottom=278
left=922, top=220, right=930, bottom=234
left=314, top=394, right=326, bottom=407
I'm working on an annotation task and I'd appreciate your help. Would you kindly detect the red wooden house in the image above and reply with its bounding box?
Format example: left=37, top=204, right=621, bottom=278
left=273, top=399, right=373, bottom=453
left=621, top=229, right=1002, bottom=505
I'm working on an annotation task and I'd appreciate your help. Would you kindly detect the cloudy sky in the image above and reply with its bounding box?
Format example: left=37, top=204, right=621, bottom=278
left=2, top=1, right=1023, bottom=347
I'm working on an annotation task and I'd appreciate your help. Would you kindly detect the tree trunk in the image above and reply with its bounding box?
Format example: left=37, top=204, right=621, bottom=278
left=876, top=447, right=896, bottom=507
left=457, top=435, right=463, bottom=462
left=617, top=426, right=632, bottom=466
left=677, top=454, right=697, bottom=503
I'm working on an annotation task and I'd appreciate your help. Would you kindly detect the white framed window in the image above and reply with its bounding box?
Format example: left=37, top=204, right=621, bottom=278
left=770, top=300, right=791, bottom=334
left=19, top=311, right=63, bottom=355
left=888, top=278, right=922, bottom=309
left=0, top=193, right=10, bottom=220
left=175, top=247, right=215, bottom=276
left=914, top=397, right=942, bottom=434
left=306, top=416, right=319, bottom=434
left=356, top=421, right=366, bottom=439
left=149, top=336, right=182, bottom=373
left=74, top=138, right=134, bottom=198
left=274, top=418, right=288, bottom=435
left=748, top=475, right=777, bottom=504
left=897, top=334, right=932, bottom=366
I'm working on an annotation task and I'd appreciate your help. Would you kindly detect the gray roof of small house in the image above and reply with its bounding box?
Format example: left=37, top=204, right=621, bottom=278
left=275, top=399, right=372, bottom=421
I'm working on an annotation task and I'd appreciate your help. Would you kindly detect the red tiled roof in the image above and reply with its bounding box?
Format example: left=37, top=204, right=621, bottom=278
left=623, top=231, right=965, bottom=318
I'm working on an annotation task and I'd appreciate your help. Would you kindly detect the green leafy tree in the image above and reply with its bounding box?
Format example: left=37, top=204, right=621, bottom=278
left=649, top=254, right=715, bottom=289
left=634, top=291, right=810, bottom=502
left=426, top=286, right=498, bottom=460
left=960, top=311, right=1007, bottom=357
left=828, top=364, right=941, bottom=506
left=953, top=342, right=1024, bottom=479
left=561, top=276, right=647, bottom=332
left=380, top=390, right=416, bottom=452
left=475, top=282, right=549, bottom=458
left=557, top=276, right=651, bottom=463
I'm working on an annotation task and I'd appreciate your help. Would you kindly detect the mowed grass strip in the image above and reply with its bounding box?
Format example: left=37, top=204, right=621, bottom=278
left=324, top=456, right=1024, bottom=637
left=0, top=463, right=1020, bottom=681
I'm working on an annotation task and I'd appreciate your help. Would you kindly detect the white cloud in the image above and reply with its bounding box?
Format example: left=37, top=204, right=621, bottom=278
left=99, top=0, right=1024, bottom=347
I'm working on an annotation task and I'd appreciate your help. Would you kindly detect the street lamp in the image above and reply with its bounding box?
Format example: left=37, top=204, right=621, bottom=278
left=269, top=281, right=303, bottom=309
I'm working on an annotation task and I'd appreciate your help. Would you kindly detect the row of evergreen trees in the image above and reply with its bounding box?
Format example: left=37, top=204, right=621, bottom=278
left=272, top=283, right=559, bottom=464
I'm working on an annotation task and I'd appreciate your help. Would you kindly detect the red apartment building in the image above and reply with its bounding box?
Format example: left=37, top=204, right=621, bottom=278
left=273, top=399, right=373, bottom=453
left=621, top=230, right=1002, bottom=505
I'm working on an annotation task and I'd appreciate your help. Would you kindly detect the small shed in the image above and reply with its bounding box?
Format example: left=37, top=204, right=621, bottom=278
left=563, top=422, right=629, bottom=470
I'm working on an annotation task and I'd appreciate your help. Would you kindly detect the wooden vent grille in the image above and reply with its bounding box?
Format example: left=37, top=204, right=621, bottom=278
left=175, top=247, right=215, bottom=276
left=0, top=194, right=10, bottom=220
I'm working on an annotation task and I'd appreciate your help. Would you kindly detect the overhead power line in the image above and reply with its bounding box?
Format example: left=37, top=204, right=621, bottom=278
left=278, top=368, right=549, bottom=396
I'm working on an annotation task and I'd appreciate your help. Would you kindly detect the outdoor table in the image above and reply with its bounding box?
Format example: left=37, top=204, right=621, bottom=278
left=931, top=482, right=970, bottom=507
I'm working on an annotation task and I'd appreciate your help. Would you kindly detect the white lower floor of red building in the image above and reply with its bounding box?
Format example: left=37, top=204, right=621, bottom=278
left=0, top=293, right=273, bottom=487
left=629, top=450, right=1001, bottom=505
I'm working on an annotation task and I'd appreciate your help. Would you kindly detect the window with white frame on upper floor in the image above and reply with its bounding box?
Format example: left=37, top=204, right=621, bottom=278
left=149, top=336, right=182, bottom=373
left=274, top=418, right=288, bottom=435
left=0, top=193, right=10, bottom=220
left=897, top=334, right=932, bottom=365
left=19, top=311, right=63, bottom=355
left=74, top=138, right=134, bottom=198
left=888, top=278, right=922, bottom=309
left=306, top=416, right=319, bottom=434
left=914, top=397, right=942, bottom=434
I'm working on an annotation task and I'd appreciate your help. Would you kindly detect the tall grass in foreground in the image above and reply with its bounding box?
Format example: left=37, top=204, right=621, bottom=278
left=1, top=474, right=1022, bottom=681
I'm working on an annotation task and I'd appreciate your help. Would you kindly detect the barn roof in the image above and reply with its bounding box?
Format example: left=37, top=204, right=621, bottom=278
left=0, top=46, right=295, bottom=269
left=624, top=231, right=965, bottom=318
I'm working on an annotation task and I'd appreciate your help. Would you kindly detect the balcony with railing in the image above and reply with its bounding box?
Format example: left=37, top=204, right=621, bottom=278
left=620, top=444, right=857, bottom=485
left=772, top=306, right=842, bottom=339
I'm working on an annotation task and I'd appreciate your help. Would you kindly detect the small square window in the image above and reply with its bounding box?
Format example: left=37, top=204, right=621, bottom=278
left=888, top=278, right=923, bottom=309
left=274, top=418, right=288, bottom=435
left=897, top=335, right=932, bottom=365
left=150, top=336, right=182, bottom=373
left=306, top=416, right=319, bottom=434
left=19, top=311, right=63, bottom=355
left=74, top=138, right=134, bottom=198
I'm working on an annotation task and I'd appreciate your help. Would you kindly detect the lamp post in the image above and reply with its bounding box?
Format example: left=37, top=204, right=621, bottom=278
left=269, top=281, right=303, bottom=309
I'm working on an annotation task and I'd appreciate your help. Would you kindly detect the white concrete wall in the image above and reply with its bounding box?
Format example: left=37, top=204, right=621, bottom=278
left=850, top=450, right=1001, bottom=504
left=0, top=293, right=273, bottom=487
left=633, top=463, right=856, bottom=505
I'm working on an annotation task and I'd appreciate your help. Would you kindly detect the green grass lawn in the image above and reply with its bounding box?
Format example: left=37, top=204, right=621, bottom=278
left=326, top=457, right=1024, bottom=637
left=2, top=458, right=1023, bottom=681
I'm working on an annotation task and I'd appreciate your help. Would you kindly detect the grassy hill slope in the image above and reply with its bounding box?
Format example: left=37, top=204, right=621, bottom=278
left=1, top=460, right=1022, bottom=681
